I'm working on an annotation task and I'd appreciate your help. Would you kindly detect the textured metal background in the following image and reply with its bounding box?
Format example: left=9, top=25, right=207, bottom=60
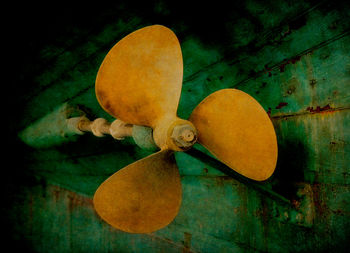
left=3, top=0, right=350, bottom=252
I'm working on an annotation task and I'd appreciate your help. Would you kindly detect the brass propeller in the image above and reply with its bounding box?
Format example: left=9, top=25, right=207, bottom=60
left=93, top=25, right=278, bottom=233
left=93, top=150, right=181, bottom=233
left=189, top=89, right=278, bottom=181
left=95, top=25, right=183, bottom=129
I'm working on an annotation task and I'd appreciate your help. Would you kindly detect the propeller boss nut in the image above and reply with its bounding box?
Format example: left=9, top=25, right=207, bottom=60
left=170, top=124, right=197, bottom=149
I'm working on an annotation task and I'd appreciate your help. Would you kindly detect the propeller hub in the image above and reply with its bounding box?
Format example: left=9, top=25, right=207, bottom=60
left=153, top=117, right=197, bottom=151
left=170, top=124, right=197, bottom=149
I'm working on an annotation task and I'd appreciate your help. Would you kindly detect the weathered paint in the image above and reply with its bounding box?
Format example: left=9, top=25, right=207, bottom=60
left=5, top=0, right=350, bottom=252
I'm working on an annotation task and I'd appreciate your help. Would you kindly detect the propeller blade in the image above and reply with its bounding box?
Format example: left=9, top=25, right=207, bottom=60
left=93, top=150, right=182, bottom=233
left=95, top=25, right=183, bottom=128
left=189, top=89, right=278, bottom=181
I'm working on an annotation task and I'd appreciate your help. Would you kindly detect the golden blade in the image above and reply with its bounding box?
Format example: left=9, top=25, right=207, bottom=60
left=189, top=89, right=278, bottom=181
left=93, top=150, right=181, bottom=233
left=95, top=25, right=183, bottom=128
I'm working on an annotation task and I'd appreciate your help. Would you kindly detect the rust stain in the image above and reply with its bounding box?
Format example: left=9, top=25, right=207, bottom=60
left=276, top=102, right=288, bottom=109
left=264, top=64, right=273, bottom=77
left=311, top=184, right=329, bottom=219
left=306, top=104, right=331, bottom=113
left=215, top=176, right=234, bottom=187
left=279, top=55, right=302, bottom=72
left=140, top=231, right=193, bottom=251
left=67, top=191, right=93, bottom=212
left=53, top=188, right=61, bottom=202
left=263, top=55, right=302, bottom=77
left=309, top=79, right=317, bottom=88
left=291, top=199, right=301, bottom=209
left=267, top=107, right=272, bottom=118
left=182, top=232, right=192, bottom=253
left=271, top=106, right=349, bottom=120
left=330, top=209, right=350, bottom=216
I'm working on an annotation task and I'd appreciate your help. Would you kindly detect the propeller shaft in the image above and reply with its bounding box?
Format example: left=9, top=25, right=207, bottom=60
left=68, top=116, right=133, bottom=140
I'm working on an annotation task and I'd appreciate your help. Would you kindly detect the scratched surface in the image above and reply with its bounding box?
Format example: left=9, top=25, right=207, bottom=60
left=4, top=0, right=350, bottom=252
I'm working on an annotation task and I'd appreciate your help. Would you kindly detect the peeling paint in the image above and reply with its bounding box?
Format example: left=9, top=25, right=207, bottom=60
left=279, top=55, right=302, bottom=72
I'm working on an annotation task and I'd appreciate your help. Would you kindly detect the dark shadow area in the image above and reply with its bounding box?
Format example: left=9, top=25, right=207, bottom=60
left=270, top=140, right=308, bottom=200
left=185, top=147, right=292, bottom=207
left=1, top=135, right=43, bottom=251
left=186, top=137, right=309, bottom=207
